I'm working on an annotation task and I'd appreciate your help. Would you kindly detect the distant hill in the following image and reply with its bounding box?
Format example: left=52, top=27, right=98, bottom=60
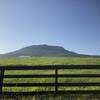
left=0, top=44, right=99, bottom=57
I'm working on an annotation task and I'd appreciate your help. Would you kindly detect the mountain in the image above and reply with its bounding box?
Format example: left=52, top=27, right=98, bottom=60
left=0, top=44, right=98, bottom=57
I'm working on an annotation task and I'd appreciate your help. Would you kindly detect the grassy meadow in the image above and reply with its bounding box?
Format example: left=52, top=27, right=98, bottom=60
left=0, top=57, right=100, bottom=65
left=0, top=57, right=100, bottom=100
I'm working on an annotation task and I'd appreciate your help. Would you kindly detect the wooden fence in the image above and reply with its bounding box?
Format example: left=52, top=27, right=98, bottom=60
left=0, top=65, right=100, bottom=95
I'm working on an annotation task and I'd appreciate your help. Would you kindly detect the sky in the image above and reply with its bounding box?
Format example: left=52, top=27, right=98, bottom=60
left=0, top=0, right=100, bottom=55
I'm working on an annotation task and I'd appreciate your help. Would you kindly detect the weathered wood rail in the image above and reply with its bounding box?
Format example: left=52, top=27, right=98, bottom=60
left=0, top=65, right=100, bottom=95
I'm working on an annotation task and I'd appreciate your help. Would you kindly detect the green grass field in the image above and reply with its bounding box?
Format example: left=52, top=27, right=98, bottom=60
left=0, top=57, right=100, bottom=65
left=0, top=57, right=100, bottom=100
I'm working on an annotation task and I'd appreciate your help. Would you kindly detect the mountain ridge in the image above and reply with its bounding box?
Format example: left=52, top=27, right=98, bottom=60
left=0, top=44, right=99, bottom=57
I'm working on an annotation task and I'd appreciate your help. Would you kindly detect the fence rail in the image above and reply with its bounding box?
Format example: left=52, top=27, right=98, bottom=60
left=0, top=65, right=100, bottom=95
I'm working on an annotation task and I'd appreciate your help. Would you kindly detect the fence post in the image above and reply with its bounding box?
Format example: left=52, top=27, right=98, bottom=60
left=0, top=69, right=4, bottom=94
left=55, top=68, right=58, bottom=93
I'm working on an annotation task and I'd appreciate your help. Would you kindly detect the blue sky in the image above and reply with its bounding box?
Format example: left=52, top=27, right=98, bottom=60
left=0, top=0, right=100, bottom=55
